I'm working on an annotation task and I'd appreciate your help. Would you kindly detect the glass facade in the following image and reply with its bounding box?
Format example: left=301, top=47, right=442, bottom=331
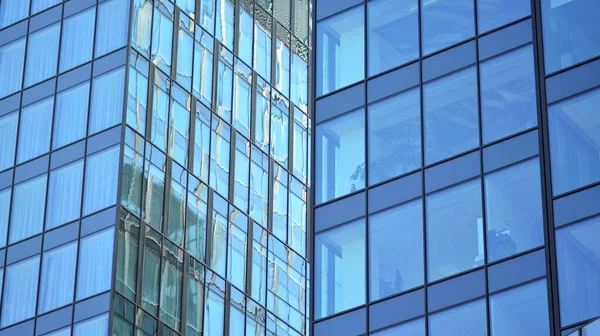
left=313, top=0, right=600, bottom=335
left=0, top=0, right=311, bottom=335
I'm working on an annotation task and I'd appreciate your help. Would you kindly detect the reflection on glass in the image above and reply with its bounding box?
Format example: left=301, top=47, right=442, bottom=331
left=193, top=30, right=214, bottom=107
left=0, top=188, right=10, bottom=247
left=95, top=0, right=129, bottom=57
left=204, top=272, right=226, bottom=336
left=316, top=109, right=365, bottom=204
left=485, top=158, right=544, bottom=262
left=160, top=242, right=183, bottom=331
left=317, top=6, right=365, bottom=96
left=83, top=146, right=120, bottom=215
left=25, top=22, right=60, bottom=87
left=239, top=2, right=254, bottom=65
left=251, top=223, right=268, bottom=305
left=481, top=45, right=537, bottom=144
left=427, top=179, right=483, bottom=282
left=233, top=61, right=252, bottom=138
left=74, top=313, right=109, bottom=336
left=556, top=216, right=600, bottom=326
left=254, top=8, right=272, bottom=82
left=549, top=88, right=600, bottom=195
left=132, top=0, right=153, bottom=56
left=477, top=0, right=530, bottom=33
left=210, top=117, right=231, bottom=197
left=127, top=52, right=149, bottom=136
left=0, top=112, right=18, bottom=170
left=60, top=7, right=95, bottom=72
left=186, top=259, right=205, bottom=336
left=76, top=228, right=114, bottom=299
left=429, top=299, right=487, bottom=336
left=46, top=160, right=84, bottom=229
left=368, top=0, right=419, bottom=76
left=194, top=107, right=211, bottom=183
left=490, top=279, right=549, bottom=335
left=421, top=0, right=474, bottom=55
left=215, top=0, right=235, bottom=50
left=142, top=227, right=161, bottom=315
left=250, top=147, right=269, bottom=226
left=89, top=67, right=126, bottom=134
left=38, top=242, right=77, bottom=313
left=372, top=318, right=425, bottom=336
left=53, top=82, right=90, bottom=149
left=216, top=49, right=234, bottom=123
left=10, top=174, right=47, bottom=243
left=152, top=7, right=174, bottom=75
left=424, top=66, right=479, bottom=164
left=0, top=0, right=29, bottom=29
left=315, top=219, right=366, bottom=319
left=0, top=38, right=25, bottom=98
left=370, top=199, right=424, bottom=301
left=116, top=211, right=139, bottom=302
left=369, top=87, right=421, bottom=185
left=17, top=97, right=53, bottom=163
left=186, top=182, right=208, bottom=261
left=0, top=256, right=40, bottom=327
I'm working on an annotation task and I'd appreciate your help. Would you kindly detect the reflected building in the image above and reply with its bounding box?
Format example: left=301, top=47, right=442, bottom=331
left=312, top=0, right=600, bottom=335
left=0, top=0, right=311, bottom=335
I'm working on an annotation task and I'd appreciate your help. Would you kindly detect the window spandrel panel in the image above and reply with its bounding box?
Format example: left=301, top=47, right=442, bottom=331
left=477, top=0, right=530, bottom=33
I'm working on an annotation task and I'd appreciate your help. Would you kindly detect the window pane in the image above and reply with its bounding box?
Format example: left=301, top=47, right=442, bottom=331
left=429, top=299, right=487, bottom=336
left=427, top=179, right=483, bottom=282
left=17, top=97, right=53, bottom=163
left=193, top=31, right=214, bottom=107
left=234, top=137, right=250, bottom=213
left=424, top=66, right=479, bottom=165
left=250, top=147, right=269, bottom=226
left=556, top=216, right=600, bottom=326
left=60, top=7, right=96, bottom=72
left=0, top=111, right=18, bottom=170
left=369, top=200, right=423, bottom=301
left=204, top=274, right=226, bottom=336
left=38, top=242, right=78, bottom=313
left=46, top=160, right=84, bottom=229
left=1, top=256, right=40, bottom=327
left=170, top=98, right=190, bottom=167
left=121, top=146, right=143, bottom=216
left=272, top=166, right=287, bottom=241
left=251, top=223, right=268, bottom=305
left=74, top=314, right=109, bottom=336
left=160, top=243, right=183, bottom=330
left=233, top=62, right=252, bottom=138
left=255, top=80, right=271, bottom=153
left=292, top=109, right=308, bottom=184
left=549, top=88, right=600, bottom=195
left=490, top=279, right=549, bottom=335
left=210, top=197, right=228, bottom=276
left=132, top=0, right=153, bottom=57
left=177, top=0, right=195, bottom=16
left=0, top=38, right=25, bottom=98
left=116, top=211, right=140, bottom=301
left=239, top=3, right=253, bottom=66
left=152, top=7, right=174, bottom=75
left=289, top=179, right=306, bottom=256
left=200, top=0, right=215, bottom=34
left=186, top=184, right=208, bottom=261
left=151, top=71, right=170, bottom=151
left=10, top=174, right=47, bottom=243
left=77, top=228, right=115, bottom=299
left=0, top=0, right=29, bottom=28
left=372, top=318, right=425, bottom=336
left=142, top=161, right=166, bottom=231
left=291, top=42, right=308, bottom=112
left=142, top=227, right=161, bottom=315
left=227, top=209, right=247, bottom=290
left=254, top=10, right=272, bottom=82
left=477, top=0, right=530, bottom=33
left=0, top=188, right=10, bottom=247
left=316, top=6, right=364, bottom=96
left=421, top=0, right=474, bottom=55
left=316, top=109, right=365, bottom=204
left=194, top=108, right=211, bottom=183
left=485, top=158, right=544, bottom=262
left=270, top=99, right=289, bottom=166
left=127, top=53, right=149, bottom=136
left=542, top=0, right=600, bottom=73
left=216, top=50, right=234, bottom=123
left=368, top=88, right=421, bottom=185
left=25, top=22, right=60, bottom=87
left=89, top=67, right=126, bottom=134
left=53, top=82, right=90, bottom=149
left=210, top=117, right=230, bottom=197
left=168, top=177, right=186, bottom=246
left=315, top=219, right=366, bottom=319
left=187, top=260, right=205, bottom=336
left=177, top=24, right=194, bottom=91
left=275, top=29, right=291, bottom=97
left=32, top=0, right=61, bottom=14
left=95, top=0, right=129, bottom=56
left=83, top=146, right=120, bottom=215
left=481, top=45, right=537, bottom=144
left=215, top=0, right=234, bottom=50
left=42, top=327, right=71, bottom=336
left=368, top=0, right=419, bottom=76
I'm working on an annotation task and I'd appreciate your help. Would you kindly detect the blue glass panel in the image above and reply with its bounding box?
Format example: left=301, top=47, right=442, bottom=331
left=127, top=53, right=148, bottom=136
left=254, top=17, right=272, bottom=82
left=490, top=279, right=549, bottom=335
left=186, top=260, right=205, bottom=336
left=272, top=165, right=288, bottom=240
left=60, top=7, right=96, bottom=72
left=177, top=25, right=194, bottom=90
left=215, top=0, right=235, bottom=50
left=292, top=109, right=308, bottom=184
left=132, top=0, right=153, bottom=57
left=368, top=0, right=419, bottom=76
left=76, top=228, right=114, bottom=299
left=159, top=244, right=183, bottom=330
left=255, top=82, right=271, bottom=153
left=251, top=223, right=268, bottom=305
left=369, top=199, right=424, bottom=301
left=0, top=256, right=40, bottom=327
left=0, top=0, right=29, bottom=28
left=170, top=100, right=190, bottom=166
left=291, top=47, right=308, bottom=111
left=200, top=0, right=215, bottom=34
left=83, top=146, right=119, bottom=215
left=177, top=0, right=195, bottom=16
left=275, top=34, right=291, bottom=97
left=424, top=66, right=479, bottom=164
left=227, top=209, right=247, bottom=290
left=549, top=88, right=600, bottom=195
left=485, top=158, right=544, bottom=262
left=46, top=160, right=84, bottom=229
left=10, top=174, right=47, bottom=243
left=0, top=111, right=18, bottom=170
left=250, top=148, right=269, bottom=226
left=481, top=45, right=537, bottom=144
left=421, top=0, right=474, bottom=54
left=17, top=97, right=53, bottom=163
left=316, top=109, right=365, bottom=204
left=193, top=31, right=214, bottom=107
left=542, top=0, right=600, bottom=73
left=43, top=327, right=70, bottom=336
left=368, top=87, right=421, bottom=185
left=233, top=63, right=252, bottom=138
left=152, top=8, right=174, bottom=75
left=429, top=299, right=487, bottom=336
left=25, top=22, right=60, bottom=87
left=0, top=38, right=25, bottom=98
left=289, top=179, right=307, bottom=256
left=216, top=51, right=233, bottom=122
left=556, top=216, right=600, bottom=326
left=239, top=4, right=254, bottom=66
left=372, top=318, right=425, bottom=336
left=0, top=188, right=10, bottom=247
left=74, top=314, right=109, bottom=336
left=234, top=137, right=250, bottom=213
left=151, top=73, right=169, bottom=151
left=186, top=185, right=208, bottom=261
left=89, top=67, right=126, bottom=134
left=168, top=178, right=186, bottom=246
left=194, top=108, right=211, bottom=183
left=427, top=179, right=483, bottom=282
left=95, top=0, right=130, bottom=56
left=142, top=161, right=165, bottom=231
left=209, top=117, right=230, bottom=197
left=315, top=219, right=366, bottom=319
left=478, top=0, right=530, bottom=33
left=38, top=242, right=78, bottom=313
left=270, top=100, right=289, bottom=166
left=210, top=197, right=228, bottom=277
left=32, top=0, right=61, bottom=14
left=204, top=275, right=226, bottom=336
left=316, top=6, right=365, bottom=96
left=53, top=82, right=90, bottom=149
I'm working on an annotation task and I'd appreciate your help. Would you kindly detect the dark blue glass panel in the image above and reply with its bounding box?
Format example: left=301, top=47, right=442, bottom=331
left=429, top=299, right=487, bottom=336
left=490, top=279, right=549, bottom=335
left=421, top=0, right=474, bottom=55
left=477, top=0, right=530, bottom=33
left=32, top=0, right=60, bottom=14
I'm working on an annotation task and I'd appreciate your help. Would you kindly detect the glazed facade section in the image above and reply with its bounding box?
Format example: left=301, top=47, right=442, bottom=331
left=0, top=0, right=311, bottom=335
left=312, top=0, right=600, bottom=335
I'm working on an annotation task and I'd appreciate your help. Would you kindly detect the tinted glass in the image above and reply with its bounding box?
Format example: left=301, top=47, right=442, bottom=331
left=368, top=0, right=419, bottom=76
left=209, top=117, right=230, bottom=197
left=368, top=87, right=421, bottom=185
left=316, top=6, right=365, bottom=96
left=254, top=14, right=271, bottom=82
left=32, top=0, right=60, bottom=13
left=53, top=82, right=90, bottom=149
left=193, top=31, right=214, bottom=107
left=372, top=318, right=425, bottom=336
left=0, top=188, right=10, bottom=247
left=429, top=299, right=487, bottom=336
left=132, top=0, right=153, bottom=56
left=477, top=0, right=530, bottom=33
left=95, top=0, right=129, bottom=56
left=549, top=88, right=600, bottom=195
left=541, top=0, right=600, bottom=73
left=421, top=0, right=474, bottom=55
left=481, top=45, right=537, bottom=144
left=74, top=314, right=109, bottom=336
left=0, top=256, right=40, bottom=327
left=424, top=66, right=479, bottom=164
left=0, top=111, right=18, bottom=170
left=77, top=228, right=115, bottom=299
left=485, top=158, right=544, bottom=262
left=315, top=219, right=366, bottom=319
left=490, top=279, right=549, bottom=335
left=60, top=8, right=96, bottom=72
left=316, top=109, right=365, bottom=204
left=17, top=97, right=53, bottom=163
left=369, top=199, right=424, bottom=301
left=556, top=216, right=600, bottom=326
left=152, top=8, right=174, bottom=74
left=0, top=38, right=25, bottom=98
left=215, top=0, right=234, bottom=50
left=10, top=174, right=47, bottom=243
left=46, top=160, right=84, bottom=229
left=83, top=146, right=120, bottom=215
left=25, top=22, right=60, bottom=87
left=427, top=179, right=483, bottom=281
left=89, top=67, right=126, bottom=134
left=38, top=242, right=78, bottom=313
left=0, top=0, right=29, bottom=28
